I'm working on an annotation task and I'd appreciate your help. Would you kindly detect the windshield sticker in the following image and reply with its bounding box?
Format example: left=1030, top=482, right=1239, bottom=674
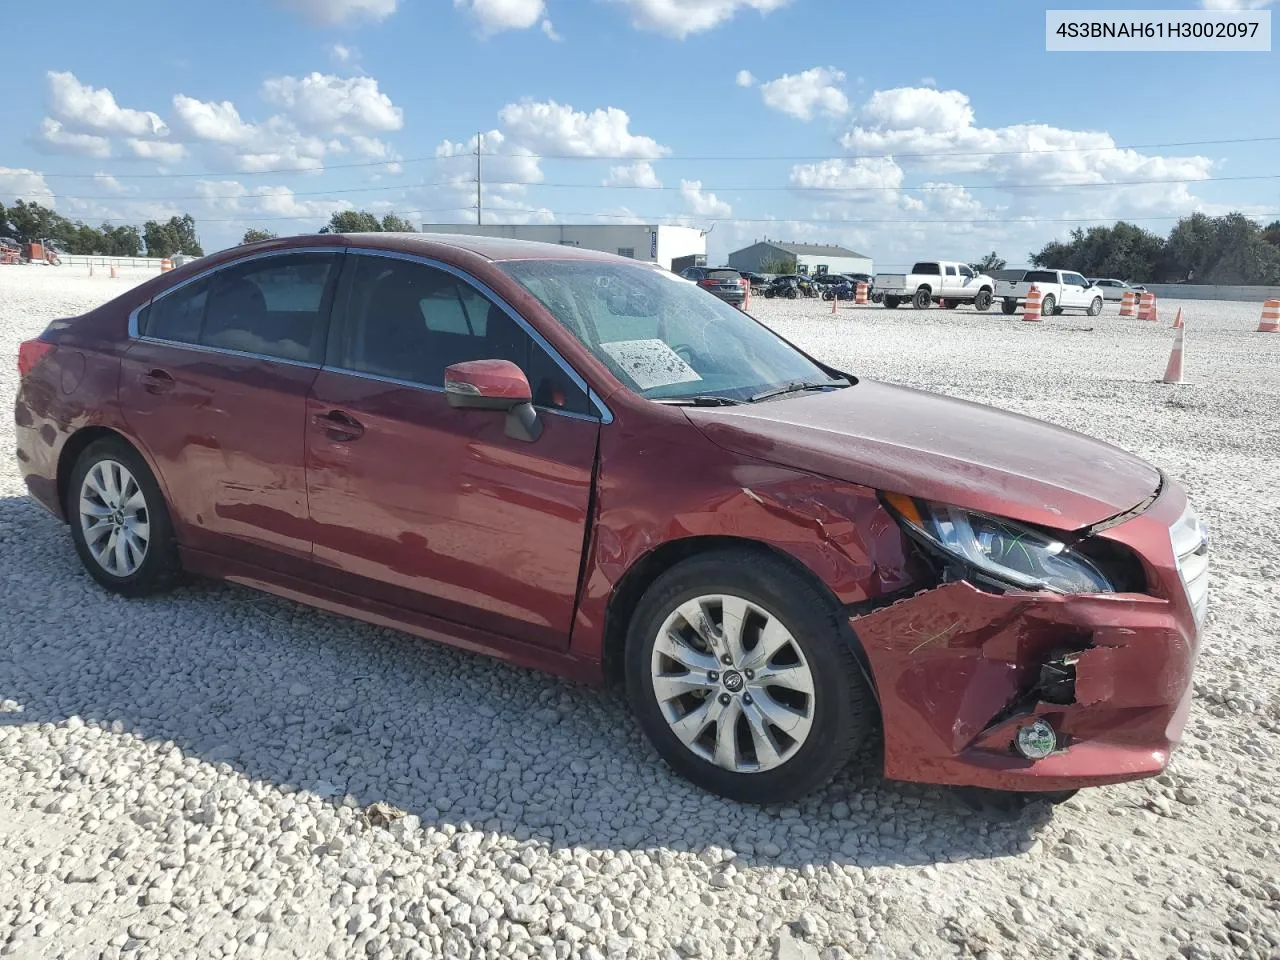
left=600, top=339, right=703, bottom=390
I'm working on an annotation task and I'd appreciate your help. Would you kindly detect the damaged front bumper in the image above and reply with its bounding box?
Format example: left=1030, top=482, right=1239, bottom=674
left=852, top=483, right=1203, bottom=792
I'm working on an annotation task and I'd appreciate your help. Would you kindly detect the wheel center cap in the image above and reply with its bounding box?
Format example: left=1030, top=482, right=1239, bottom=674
left=721, top=670, right=745, bottom=694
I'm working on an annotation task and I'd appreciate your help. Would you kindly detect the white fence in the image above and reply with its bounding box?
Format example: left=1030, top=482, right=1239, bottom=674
left=59, top=255, right=174, bottom=271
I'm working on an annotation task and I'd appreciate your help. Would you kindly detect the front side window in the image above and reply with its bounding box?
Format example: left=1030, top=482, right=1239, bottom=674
left=200, top=254, right=337, bottom=362
left=331, top=255, right=590, bottom=414
left=959, top=266, right=974, bottom=278
left=501, top=260, right=838, bottom=403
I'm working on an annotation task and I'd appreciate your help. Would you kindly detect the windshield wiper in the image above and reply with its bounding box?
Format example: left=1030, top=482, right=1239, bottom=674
left=748, top=379, right=849, bottom=403
left=653, top=395, right=744, bottom=407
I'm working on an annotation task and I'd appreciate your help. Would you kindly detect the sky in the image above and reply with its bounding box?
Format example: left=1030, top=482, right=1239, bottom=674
left=1, top=0, right=1278, bottom=268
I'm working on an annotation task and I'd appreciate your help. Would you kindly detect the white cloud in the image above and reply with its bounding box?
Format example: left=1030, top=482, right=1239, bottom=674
left=789, top=157, right=904, bottom=195
left=497, top=100, right=670, bottom=157
left=171, top=95, right=330, bottom=172
left=126, top=138, right=188, bottom=163
left=859, top=86, right=974, bottom=134
left=261, top=73, right=403, bottom=135
left=277, top=0, right=397, bottom=25
left=615, top=0, right=793, bottom=38
left=759, top=67, right=849, bottom=121
left=33, top=118, right=111, bottom=159
left=349, top=135, right=395, bottom=159
left=541, top=18, right=562, bottom=39
left=680, top=179, right=731, bottom=217
left=46, top=71, right=167, bottom=137
left=0, top=167, right=55, bottom=203
left=196, top=179, right=350, bottom=221
left=604, top=161, right=663, bottom=188
left=92, top=172, right=131, bottom=194
left=735, top=69, right=756, bottom=88
left=454, top=0, right=544, bottom=32
left=329, top=43, right=359, bottom=66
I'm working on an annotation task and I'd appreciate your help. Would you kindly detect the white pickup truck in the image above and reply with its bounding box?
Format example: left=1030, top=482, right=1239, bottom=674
left=995, top=269, right=1106, bottom=317
left=873, top=260, right=996, bottom=311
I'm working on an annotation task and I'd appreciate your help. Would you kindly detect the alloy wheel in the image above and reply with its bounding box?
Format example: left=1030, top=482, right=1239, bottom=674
left=79, top=459, right=150, bottom=577
left=649, top=594, right=815, bottom=774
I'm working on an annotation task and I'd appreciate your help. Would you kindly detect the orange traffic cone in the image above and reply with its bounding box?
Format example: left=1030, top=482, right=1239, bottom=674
left=830, top=293, right=837, bottom=315
left=1023, top=285, right=1042, bottom=322
left=88, top=264, right=94, bottom=277
left=109, top=266, right=118, bottom=279
left=1162, top=327, right=1186, bottom=384
left=1258, top=299, right=1280, bottom=333
left=1172, top=308, right=1184, bottom=329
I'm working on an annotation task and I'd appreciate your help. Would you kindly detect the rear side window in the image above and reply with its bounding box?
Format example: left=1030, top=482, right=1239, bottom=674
left=912, top=262, right=940, bottom=274
left=331, top=254, right=591, bottom=415
left=1024, top=270, right=1058, bottom=284
left=143, top=278, right=209, bottom=343
left=944, top=265, right=957, bottom=276
left=201, top=254, right=337, bottom=363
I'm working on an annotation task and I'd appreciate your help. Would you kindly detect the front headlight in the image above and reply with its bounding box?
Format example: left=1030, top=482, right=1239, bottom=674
left=883, top=493, right=1114, bottom=594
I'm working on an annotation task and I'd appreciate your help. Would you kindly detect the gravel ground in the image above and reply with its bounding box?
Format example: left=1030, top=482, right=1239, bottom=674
left=1, top=267, right=1278, bottom=960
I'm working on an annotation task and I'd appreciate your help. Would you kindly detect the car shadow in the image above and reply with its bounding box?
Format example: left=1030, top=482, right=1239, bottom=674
left=0, top=493, right=1057, bottom=871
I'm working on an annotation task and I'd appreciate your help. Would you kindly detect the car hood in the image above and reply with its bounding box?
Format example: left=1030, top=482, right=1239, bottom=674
left=685, top=380, right=1161, bottom=530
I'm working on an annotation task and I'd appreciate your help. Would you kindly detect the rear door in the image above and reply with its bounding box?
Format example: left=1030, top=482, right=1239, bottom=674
left=303, top=251, right=600, bottom=649
left=119, top=251, right=341, bottom=573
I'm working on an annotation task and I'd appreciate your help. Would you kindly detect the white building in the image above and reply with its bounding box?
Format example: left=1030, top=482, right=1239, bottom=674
left=418, top=223, right=707, bottom=272
left=727, top=241, right=873, bottom=277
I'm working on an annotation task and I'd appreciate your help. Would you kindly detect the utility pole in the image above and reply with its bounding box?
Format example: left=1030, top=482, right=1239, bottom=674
left=476, top=130, right=482, bottom=226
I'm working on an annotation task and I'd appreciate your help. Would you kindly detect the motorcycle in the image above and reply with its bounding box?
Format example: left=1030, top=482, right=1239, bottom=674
left=820, top=280, right=855, bottom=301
left=764, top=276, right=801, bottom=300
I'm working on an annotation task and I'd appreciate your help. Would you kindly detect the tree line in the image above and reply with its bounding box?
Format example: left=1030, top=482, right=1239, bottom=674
left=241, top=211, right=419, bottom=245
left=0, top=200, right=204, bottom=258
left=1027, top=213, right=1280, bottom=285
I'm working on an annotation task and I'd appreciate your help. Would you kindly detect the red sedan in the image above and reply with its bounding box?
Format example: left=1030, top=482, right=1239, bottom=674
left=14, top=233, right=1208, bottom=804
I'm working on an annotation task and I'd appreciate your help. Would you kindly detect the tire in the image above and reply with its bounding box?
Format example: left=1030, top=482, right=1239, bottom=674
left=883, top=296, right=900, bottom=309
left=1001, top=298, right=1018, bottom=315
left=974, top=289, right=993, bottom=312
left=786, top=287, right=798, bottom=300
left=67, top=436, right=182, bottom=597
left=1041, top=294, right=1057, bottom=317
left=764, top=288, right=775, bottom=299
left=625, top=550, right=877, bottom=805
left=912, top=287, right=932, bottom=310
left=822, top=290, right=835, bottom=301
left=1087, top=296, right=1103, bottom=317
left=943, top=300, right=960, bottom=310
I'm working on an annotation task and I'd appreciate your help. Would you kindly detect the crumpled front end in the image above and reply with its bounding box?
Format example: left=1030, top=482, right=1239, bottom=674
left=855, top=481, right=1205, bottom=792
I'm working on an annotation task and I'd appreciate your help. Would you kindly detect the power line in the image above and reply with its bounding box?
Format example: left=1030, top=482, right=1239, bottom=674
left=28, top=134, right=1280, bottom=181
left=45, top=171, right=1280, bottom=204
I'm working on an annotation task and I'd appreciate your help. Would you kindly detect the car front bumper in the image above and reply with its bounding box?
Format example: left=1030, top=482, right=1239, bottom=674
left=850, top=482, right=1204, bottom=792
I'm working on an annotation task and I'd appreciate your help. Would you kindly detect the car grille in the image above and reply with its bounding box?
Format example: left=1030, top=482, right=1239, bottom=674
left=1169, top=500, right=1209, bottom=628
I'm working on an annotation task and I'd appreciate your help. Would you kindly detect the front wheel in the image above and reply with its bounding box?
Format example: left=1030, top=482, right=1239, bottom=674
left=764, top=288, right=776, bottom=299
left=786, top=287, right=799, bottom=300
left=974, top=289, right=993, bottom=312
left=822, top=290, right=835, bottom=301
left=626, top=551, right=877, bottom=804
left=912, top=287, right=932, bottom=310
left=68, top=437, right=182, bottom=597
left=1087, top=296, right=1103, bottom=317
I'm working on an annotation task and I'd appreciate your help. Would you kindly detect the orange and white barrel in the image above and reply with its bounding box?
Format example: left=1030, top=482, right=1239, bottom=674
left=161, top=258, right=174, bottom=273
left=1138, top=291, right=1156, bottom=321
left=1259, top=299, right=1280, bottom=333
left=1119, top=290, right=1136, bottom=317
left=1023, top=285, right=1042, bottom=322
left=856, top=282, right=868, bottom=305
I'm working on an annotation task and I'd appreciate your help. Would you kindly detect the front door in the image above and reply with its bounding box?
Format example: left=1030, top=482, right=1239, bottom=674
left=119, top=251, right=342, bottom=574
left=304, top=252, right=600, bottom=649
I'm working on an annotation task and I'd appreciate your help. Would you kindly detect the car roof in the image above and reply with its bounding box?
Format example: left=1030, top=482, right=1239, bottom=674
left=341, top=231, right=631, bottom=264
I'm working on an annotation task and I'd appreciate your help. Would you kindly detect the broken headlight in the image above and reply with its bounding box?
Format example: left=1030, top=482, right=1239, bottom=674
left=882, top=494, right=1114, bottom=594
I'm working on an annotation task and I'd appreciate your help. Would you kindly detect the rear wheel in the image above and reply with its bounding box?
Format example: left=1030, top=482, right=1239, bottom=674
left=883, top=295, right=900, bottom=309
left=786, top=287, right=799, bottom=300
left=1087, top=296, right=1103, bottom=317
left=1001, top=298, right=1018, bottom=315
left=912, top=287, right=932, bottom=310
left=626, top=551, right=877, bottom=804
left=68, top=437, right=182, bottom=597
left=764, top=288, right=776, bottom=299
left=974, top=289, right=993, bottom=312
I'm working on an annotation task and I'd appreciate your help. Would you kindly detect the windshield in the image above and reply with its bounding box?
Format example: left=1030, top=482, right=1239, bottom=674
left=501, top=260, right=836, bottom=402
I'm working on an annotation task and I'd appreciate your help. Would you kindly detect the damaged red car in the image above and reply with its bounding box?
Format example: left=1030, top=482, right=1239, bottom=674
left=15, top=233, right=1209, bottom=804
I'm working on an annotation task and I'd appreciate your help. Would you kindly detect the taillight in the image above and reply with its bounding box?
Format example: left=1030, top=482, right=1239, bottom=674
left=18, top=340, right=55, bottom=379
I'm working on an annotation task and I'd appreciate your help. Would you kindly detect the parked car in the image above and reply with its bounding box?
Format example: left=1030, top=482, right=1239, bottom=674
left=15, top=233, right=1207, bottom=805
left=997, top=269, right=1105, bottom=317
left=738, top=271, right=768, bottom=291
left=873, top=261, right=995, bottom=311
left=678, top=265, right=747, bottom=306
left=1089, top=279, right=1148, bottom=301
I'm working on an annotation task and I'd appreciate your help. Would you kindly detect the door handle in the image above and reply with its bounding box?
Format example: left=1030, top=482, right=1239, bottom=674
left=140, top=369, right=175, bottom=394
left=313, top=410, right=365, bottom=442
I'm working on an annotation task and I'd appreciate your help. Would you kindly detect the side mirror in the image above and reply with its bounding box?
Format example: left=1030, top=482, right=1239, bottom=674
left=444, top=359, right=542, bottom=442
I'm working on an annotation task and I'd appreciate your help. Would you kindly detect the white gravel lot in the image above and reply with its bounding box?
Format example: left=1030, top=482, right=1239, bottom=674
left=1, top=266, right=1278, bottom=960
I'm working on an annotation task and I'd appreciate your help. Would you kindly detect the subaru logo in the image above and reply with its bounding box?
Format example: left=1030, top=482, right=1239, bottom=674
left=722, top=671, right=744, bottom=693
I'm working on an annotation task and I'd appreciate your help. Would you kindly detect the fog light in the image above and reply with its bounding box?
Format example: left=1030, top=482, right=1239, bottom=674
left=1015, top=719, right=1058, bottom=760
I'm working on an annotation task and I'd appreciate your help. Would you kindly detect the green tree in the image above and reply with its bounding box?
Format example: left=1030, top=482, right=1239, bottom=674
left=758, top=256, right=795, bottom=275
left=1030, top=221, right=1166, bottom=281
left=380, top=214, right=416, bottom=233
left=143, top=214, right=203, bottom=258
left=1163, top=212, right=1280, bottom=284
left=101, top=224, right=142, bottom=257
left=1264, top=220, right=1280, bottom=247
left=973, top=252, right=1006, bottom=272
left=322, top=210, right=383, bottom=234
left=241, top=228, right=278, bottom=245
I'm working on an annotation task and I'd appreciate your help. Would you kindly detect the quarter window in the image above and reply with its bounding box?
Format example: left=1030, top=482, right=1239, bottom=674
left=331, top=255, right=591, bottom=415
left=143, top=277, right=209, bottom=343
